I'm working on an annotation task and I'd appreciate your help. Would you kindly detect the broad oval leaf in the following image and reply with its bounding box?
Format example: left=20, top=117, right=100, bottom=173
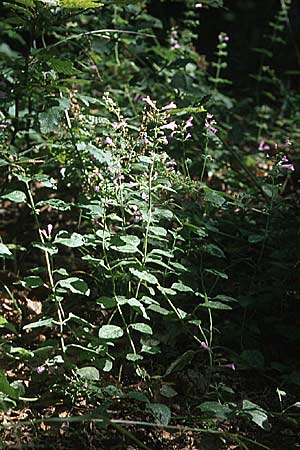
left=2, top=190, right=26, bottom=203
left=54, top=231, right=85, bottom=248
left=98, top=325, right=123, bottom=340
left=76, top=366, right=100, bottom=381
left=131, top=323, right=153, bottom=335
left=129, top=268, right=158, bottom=285
left=0, top=243, right=12, bottom=257
left=58, top=277, right=90, bottom=296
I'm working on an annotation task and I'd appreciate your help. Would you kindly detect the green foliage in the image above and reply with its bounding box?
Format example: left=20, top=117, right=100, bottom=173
left=0, top=0, right=299, bottom=447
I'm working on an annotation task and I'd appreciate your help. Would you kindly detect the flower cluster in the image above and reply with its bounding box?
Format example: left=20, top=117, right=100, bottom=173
left=205, top=113, right=217, bottom=134
left=258, top=139, right=294, bottom=171
left=169, top=28, right=180, bottom=50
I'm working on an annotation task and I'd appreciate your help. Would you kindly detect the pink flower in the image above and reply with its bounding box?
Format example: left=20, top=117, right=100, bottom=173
left=278, top=155, right=295, bottom=171
left=162, top=101, right=177, bottom=111
left=170, top=29, right=180, bottom=50
left=280, top=163, right=295, bottom=171
left=112, top=120, right=126, bottom=129
left=224, top=363, right=236, bottom=371
left=133, top=215, right=142, bottom=223
left=105, top=137, right=113, bottom=146
left=142, top=96, right=157, bottom=109
left=184, top=116, right=193, bottom=130
left=162, top=137, right=169, bottom=145
left=205, top=113, right=217, bottom=134
left=41, top=224, right=53, bottom=240
left=161, top=121, right=178, bottom=131
left=200, top=341, right=209, bottom=351
left=258, top=140, right=270, bottom=152
left=219, top=32, right=229, bottom=42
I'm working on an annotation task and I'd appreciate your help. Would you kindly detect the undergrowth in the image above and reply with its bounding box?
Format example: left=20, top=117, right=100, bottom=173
left=0, top=0, right=300, bottom=449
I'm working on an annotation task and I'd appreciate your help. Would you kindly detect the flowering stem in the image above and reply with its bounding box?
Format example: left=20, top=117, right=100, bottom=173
left=25, top=181, right=66, bottom=354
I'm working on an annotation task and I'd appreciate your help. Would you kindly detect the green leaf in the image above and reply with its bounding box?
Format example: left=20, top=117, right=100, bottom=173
left=146, top=403, right=171, bottom=426
left=39, top=107, right=62, bottom=134
left=98, top=325, right=123, bottom=340
left=33, top=242, right=58, bottom=256
left=36, top=199, right=71, bottom=211
left=2, top=190, right=26, bottom=203
left=126, top=353, right=144, bottom=362
left=160, top=384, right=177, bottom=398
left=23, top=318, right=55, bottom=330
left=110, top=235, right=141, bottom=253
left=131, top=323, right=153, bottom=335
left=0, top=317, right=17, bottom=333
left=148, top=304, right=169, bottom=315
left=198, top=401, right=233, bottom=420
left=21, top=276, right=44, bottom=289
left=164, top=350, right=195, bottom=377
left=214, top=295, right=237, bottom=303
left=77, top=366, right=100, bottom=381
left=79, top=202, right=104, bottom=218
left=0, top=370, right=19, bottom=399
left=58, top=277, right=90, bottom=296
left=60, top=0, right=104, bottom=8
left=201, top=301, right=232, bottom=310
left=248, top=234, right=264, bottom=243
left=239, top=350, right=265, bottom=369
left=54, top=231, right=85, bottom=248
left=148, top=226, right=167, bottom=237
left=0, top=243, right=12, bottom=257
left=204, top=189, right=226, bottom=207
left=49, top=57, right=81, bottom=75
left=171, top=282, right=193, bottom=292
left=205, top=268, right=228, bottom=279
left=204, top=244, right=225, bottom=258
left=129, top=268, right=158, bottom=285
left=96, top=297, right=117, bottom=309
left=242, top=400, right=270, bottom=430
left=167, top=106, right=206, bottom=116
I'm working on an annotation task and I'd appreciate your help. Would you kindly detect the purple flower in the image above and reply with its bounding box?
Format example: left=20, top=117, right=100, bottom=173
left=41, top=224, right=53, bottom=240
left=279, top=155, right=295, bottom=171
left=162, top=101, right=177, bottom=111
left=112, top=120, right=126, bottom=129
left=161, top=121, right=178, bottom=131
left=113, top=173, right=125, bottom=183
left=224, top=363, right=236, bottom=371
left=142, top=96, right=157, bottom=109
left=219, top=32, right=229, bottom=42
left=200, top=341, right=209, bottom=351
left=133, top=215, right=142, bottom=223
left=105, top=137, right=113, bottom=146
left=205, top=113, right=217, bottom=134
left=170, top=29, right=180, bottom=50
left=184, top=116, right=193, bottom=130
left=134, top=93, right=142, bottom=102
left=258, top=140, right=270, bottom=152
left=280, top=163, right=295, bottom=171
left=36, top=366, right=46, bottom=374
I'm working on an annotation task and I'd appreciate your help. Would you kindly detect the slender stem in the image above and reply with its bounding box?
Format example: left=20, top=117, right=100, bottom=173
left=25, top=182, right=65, bottom=353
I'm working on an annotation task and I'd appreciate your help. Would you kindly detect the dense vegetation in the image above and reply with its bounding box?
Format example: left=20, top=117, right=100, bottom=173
left=0, top=0, right=299, bottom=448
